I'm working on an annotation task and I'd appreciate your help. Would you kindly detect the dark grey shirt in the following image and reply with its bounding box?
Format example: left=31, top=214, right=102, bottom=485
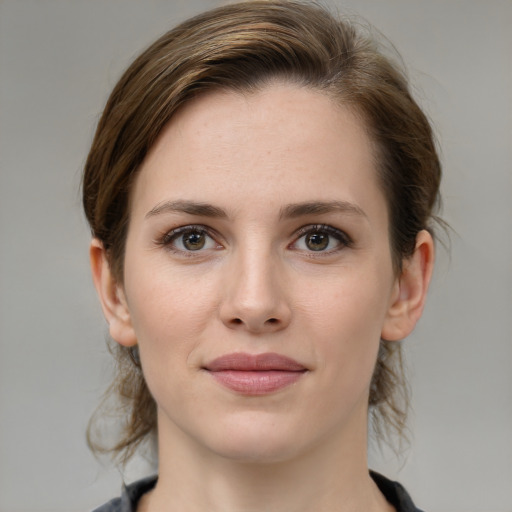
left=92, top=471, right=423, bottom=512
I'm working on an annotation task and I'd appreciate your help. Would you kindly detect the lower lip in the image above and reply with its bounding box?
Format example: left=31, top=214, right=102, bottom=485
left=208, top=370, right=305, bottom=395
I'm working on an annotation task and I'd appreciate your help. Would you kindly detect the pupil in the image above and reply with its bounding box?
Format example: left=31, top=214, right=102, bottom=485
left=306, top=232, right=328, bottom=251
left=183, top=232, right=205, bottom=250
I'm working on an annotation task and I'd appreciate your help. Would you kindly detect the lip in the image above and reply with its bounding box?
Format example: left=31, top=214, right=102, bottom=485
left=203, top=352, right=308, bottom=395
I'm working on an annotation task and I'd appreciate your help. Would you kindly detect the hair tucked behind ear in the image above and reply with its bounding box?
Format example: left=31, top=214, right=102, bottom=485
left=87, top=342, right=156, bottom=465
left=369, top=341, right=410, bottom=449
left=83, top=0, right=443, bottom=464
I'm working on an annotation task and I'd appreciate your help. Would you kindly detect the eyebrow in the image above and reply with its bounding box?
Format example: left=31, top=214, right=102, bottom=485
left=145, top=200, right=228, bottom=219
left=145, top=199, right=367, bottom=220
left=279, top=200, right=367, bottom=220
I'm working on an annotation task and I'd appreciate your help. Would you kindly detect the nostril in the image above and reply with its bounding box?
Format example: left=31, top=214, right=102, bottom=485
left=224, top=315, right=287, bottom=331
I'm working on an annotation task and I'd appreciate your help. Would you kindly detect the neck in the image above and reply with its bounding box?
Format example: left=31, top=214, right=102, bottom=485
left=141, top=406, right=393, bottom=512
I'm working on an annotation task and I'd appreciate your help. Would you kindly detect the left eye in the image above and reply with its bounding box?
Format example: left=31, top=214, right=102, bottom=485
left=292, top=226, right=350, bottom=252
left=163, top=227, right=219, bottom=252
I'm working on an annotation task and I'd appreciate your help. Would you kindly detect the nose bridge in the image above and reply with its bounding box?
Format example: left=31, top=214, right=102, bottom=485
left=220, top=233, right=291, bottom=333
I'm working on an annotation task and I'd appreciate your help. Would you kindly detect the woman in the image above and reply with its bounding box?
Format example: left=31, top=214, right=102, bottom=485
left=83, top=1, right=440, bottom=511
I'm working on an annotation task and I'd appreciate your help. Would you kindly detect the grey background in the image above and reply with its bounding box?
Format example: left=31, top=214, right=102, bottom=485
left=0, top=1, right=511, bottom=511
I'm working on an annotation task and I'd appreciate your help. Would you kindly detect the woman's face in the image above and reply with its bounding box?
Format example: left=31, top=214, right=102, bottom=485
left=115, top=84, right=404, bottom=462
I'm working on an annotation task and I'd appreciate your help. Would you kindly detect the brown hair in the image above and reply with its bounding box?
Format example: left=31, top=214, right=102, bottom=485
left=83, top=0, right=442, bottom=464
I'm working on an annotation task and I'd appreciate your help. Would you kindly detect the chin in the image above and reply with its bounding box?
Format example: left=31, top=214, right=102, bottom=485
left=200, top=411, right=309, bottom=464
left=209, top=438, right=301, bottom=465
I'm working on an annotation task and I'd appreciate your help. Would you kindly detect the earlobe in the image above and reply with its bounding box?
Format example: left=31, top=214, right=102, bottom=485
left=381, top=230, right=435, bottom=341
left=89, top=238, right=137, bottom=347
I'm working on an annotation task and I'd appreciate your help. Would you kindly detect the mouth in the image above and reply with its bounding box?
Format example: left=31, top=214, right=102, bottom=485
left=202, top=352, right=308, bottom=395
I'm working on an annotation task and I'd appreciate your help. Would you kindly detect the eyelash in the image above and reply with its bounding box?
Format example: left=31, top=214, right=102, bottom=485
left=156, top=225, right=221, bottom=256
left=291, top=224, right=353, bottom=254
left=156, top=223, right=352, bottom=256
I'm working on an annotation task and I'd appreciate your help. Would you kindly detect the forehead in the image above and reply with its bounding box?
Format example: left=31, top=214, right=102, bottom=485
left=132, top=84, right=385, bottom=224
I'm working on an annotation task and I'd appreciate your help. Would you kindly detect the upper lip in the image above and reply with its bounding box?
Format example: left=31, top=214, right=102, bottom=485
left=204, top=352, right=307, bottom=372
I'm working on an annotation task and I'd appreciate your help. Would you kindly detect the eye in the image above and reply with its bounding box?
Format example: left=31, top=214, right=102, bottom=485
left=160, top=225, right=220, bottom=253
left=292, top=225, right=351, bottom=253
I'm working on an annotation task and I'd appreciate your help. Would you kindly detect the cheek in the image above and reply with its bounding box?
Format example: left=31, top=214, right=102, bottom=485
left=306, top=267, right=391, bottom=338
left=124, top=267, right=221, bottom=409
left=123, top=259, right=221, bottom=356
left=301, top=268, right=392, bottom=383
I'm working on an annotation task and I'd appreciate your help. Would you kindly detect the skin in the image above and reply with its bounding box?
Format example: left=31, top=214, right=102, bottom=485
left=91, top=84, right=434, bottom=512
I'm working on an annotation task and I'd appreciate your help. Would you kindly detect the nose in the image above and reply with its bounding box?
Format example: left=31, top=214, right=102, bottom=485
left=219, top=248, right=292, bottom=334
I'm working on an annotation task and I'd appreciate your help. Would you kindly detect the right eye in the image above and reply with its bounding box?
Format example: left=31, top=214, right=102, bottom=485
left=161, top=226, right=221, bottom=253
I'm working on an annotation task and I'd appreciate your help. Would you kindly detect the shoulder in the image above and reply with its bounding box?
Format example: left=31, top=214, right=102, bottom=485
left=91, top=475, right=158, bottom=512
left=370, top=471, right=424, bottom=512
left=92, top=472, right=420, bottom=512
left=91, top=496, right=122, bottom=512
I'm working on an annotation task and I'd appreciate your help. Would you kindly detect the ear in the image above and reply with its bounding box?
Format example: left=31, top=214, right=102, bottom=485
left=89, top=238, right=137, bottom=347
left=381, top=230, right=435, bottom=341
